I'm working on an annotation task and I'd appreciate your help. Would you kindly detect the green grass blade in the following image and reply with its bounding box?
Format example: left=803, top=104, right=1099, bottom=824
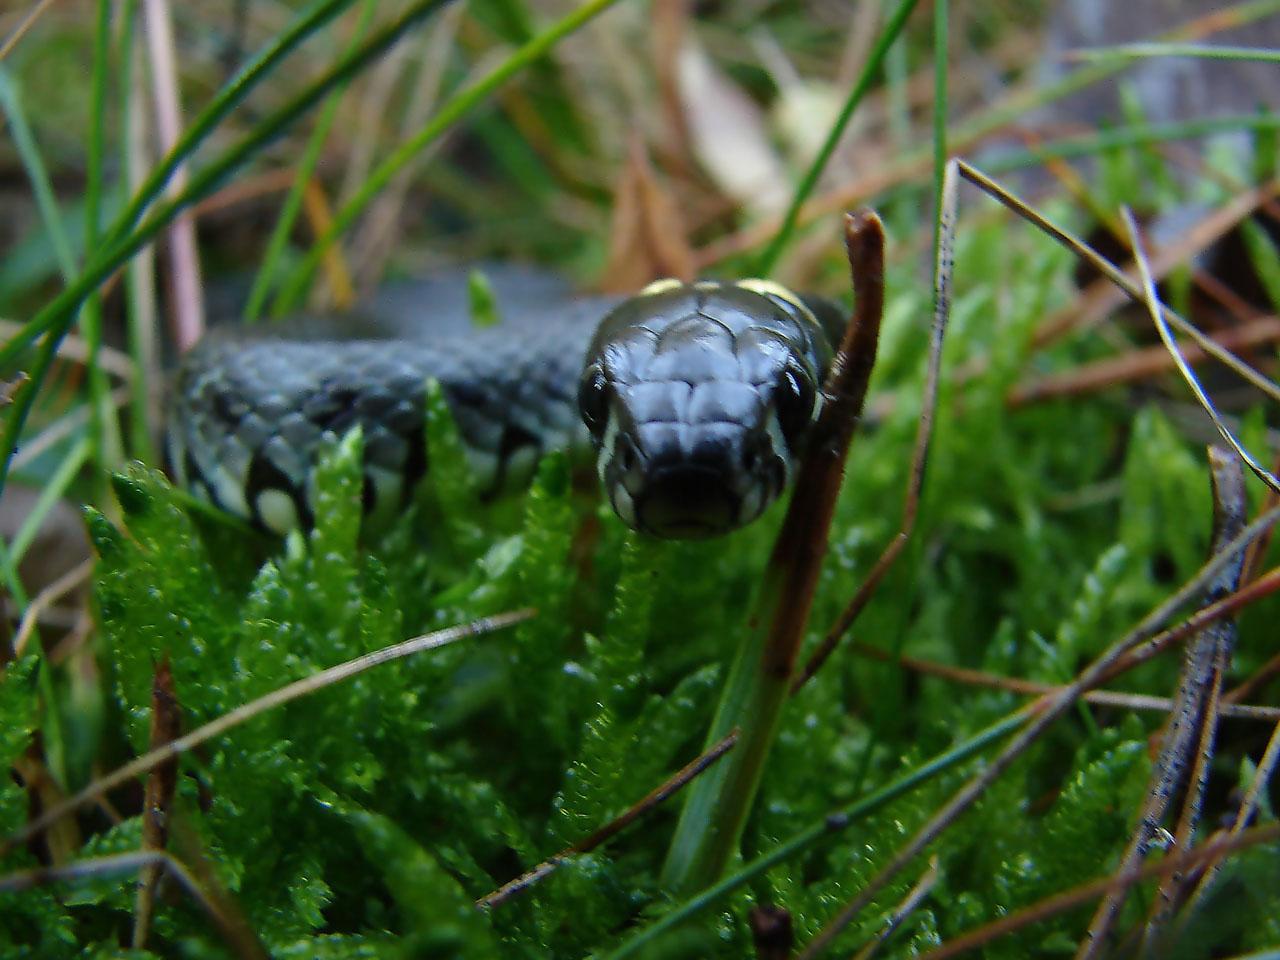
left=0, top=0, right=453, bottom=503
left=0, top=68, right=76, bottom=281
left=117, top=0, right=156, bottom=464
left=8, top=437, right=91, bottom=566
left=1010, top=113, right=1280, bottom=169
left=1068, top=42, right=1280, bottom=64
left=753, top=0, right=919, bottom=277
left=606, top=706, right=1032, bottom=959
left=736, top=0, right=1280, bottom=271
left=270, top=0, right=625, bottom=315
left=242, top=0, right=380, bottom=323
left=82, top=0, right=120, bottom=477
left=0, top=0, right=450, bottom=370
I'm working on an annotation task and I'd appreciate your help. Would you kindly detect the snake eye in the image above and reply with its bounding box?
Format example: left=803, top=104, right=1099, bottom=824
left=578, top=365, right=610, bottom=437
left=775, top=366, right=816, bottom=450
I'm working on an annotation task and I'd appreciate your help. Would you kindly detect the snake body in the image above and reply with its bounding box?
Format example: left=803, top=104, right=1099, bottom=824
left=169, top=267, right=841, bottom=539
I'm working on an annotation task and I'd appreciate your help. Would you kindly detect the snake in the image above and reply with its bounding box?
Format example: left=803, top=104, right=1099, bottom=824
left=167, top=266, right=845, bottom=540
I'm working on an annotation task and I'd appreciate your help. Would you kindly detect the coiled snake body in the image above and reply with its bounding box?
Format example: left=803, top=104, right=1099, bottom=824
left=169, top=267, right=842, bottom=539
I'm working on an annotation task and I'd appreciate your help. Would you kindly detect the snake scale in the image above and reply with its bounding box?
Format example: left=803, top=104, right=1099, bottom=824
left=168, top=266, right=846, bottom=539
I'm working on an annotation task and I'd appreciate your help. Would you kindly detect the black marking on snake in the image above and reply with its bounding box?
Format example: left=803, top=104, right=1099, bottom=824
left=170, top=273, right=840, bottom=540
left=306, top=385, right=361, bottom=433
left=401, top=417, right=428, bottom=502
left=490, top=422, right=542, bottom=499
left=182, top=450, right=205, bottom=502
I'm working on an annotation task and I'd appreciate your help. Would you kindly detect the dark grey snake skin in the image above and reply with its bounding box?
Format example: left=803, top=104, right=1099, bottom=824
left=170, top=268, right=618, bottom=532
left=169, top=267, right=841, bottom=539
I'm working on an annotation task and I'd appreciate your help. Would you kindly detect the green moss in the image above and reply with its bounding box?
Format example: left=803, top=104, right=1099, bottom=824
left=4, top=180, right=1279, bottom=958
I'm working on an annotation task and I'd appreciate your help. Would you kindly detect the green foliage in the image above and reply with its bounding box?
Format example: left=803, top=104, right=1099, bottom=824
left=8, top=203, right=1280, bottom=955
left=981, top=725, right=1151, bottom=957
left=0, top=656, right=37, bottom=836
left=346, top=807, right=503, bottom=956
left=6, top=81, right=1280, bottom=958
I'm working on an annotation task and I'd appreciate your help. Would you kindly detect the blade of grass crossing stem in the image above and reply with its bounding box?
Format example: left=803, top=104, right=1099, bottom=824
left=0, top=69, right=75, bottom=279
left=660, top=213, right=887, bottom=895
left=790, top=502, right=1280, bottom=958
left=1067, top=42, right=1280, bottom=65
left=754, top=0, right=919, bottom=277
left=9, top=437, right=91, bottom=567
left=1123, top=206, right=1280, bottom=494
left=270, top=0, right=624, bottom=315
left=607, top=706, right=1033, bottom=959
left=0, top=0, right=454, bottom=503
left=243, top=0, right=379, bottom=323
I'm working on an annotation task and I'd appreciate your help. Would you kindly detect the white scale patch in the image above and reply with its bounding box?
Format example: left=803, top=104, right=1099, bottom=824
left=210, top=462, right=250, bottom=519
left=597, top=412, right=620, bottom=487
left=256, top=488, right=299, bottom=536
left=735, top=278, right=820, bottom=327
left=639, top=278, right=682, bottom=296
left=611, top=485, right=637, bottom=528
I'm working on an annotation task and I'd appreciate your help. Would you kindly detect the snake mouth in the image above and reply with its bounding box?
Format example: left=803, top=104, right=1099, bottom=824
left=632, top=467, right=740, bottom=539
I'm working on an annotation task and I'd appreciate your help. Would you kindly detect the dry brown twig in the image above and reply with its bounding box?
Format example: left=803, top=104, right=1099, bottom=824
left=1179, top=702, right=1280, bottom=921
left=477, top=729, right=738, bottom=909
left=1, top=611, right=530, bottom=858
left=1076, top=448, right=1247, bottom=959
left=0, top=0, right=57, bottom=62
left=790, top=157, right=956, bottom=694
left=132, top=657, right=182, bottom=950
left=850, top=856, right=941, bottom=960
left=847, top=641, right=1280, bottom=723
left=10, top=557, right=93, bottom=659
left=1009, top=316, right=1280, bottom=408
left=916, top=822, right=1280, bottom=960
left=143, top=0, right=207, bottom=352
left=792, top=160, right=1280, bottom=960
left=0, top=849, right=269, bottom=959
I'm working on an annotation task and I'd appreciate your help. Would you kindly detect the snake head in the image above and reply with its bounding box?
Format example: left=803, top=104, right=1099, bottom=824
left=579, top=280, right=832, bottom=539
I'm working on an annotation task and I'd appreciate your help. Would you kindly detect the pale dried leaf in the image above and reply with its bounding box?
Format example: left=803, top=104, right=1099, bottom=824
left=677, top=40, right=789, bottom=217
